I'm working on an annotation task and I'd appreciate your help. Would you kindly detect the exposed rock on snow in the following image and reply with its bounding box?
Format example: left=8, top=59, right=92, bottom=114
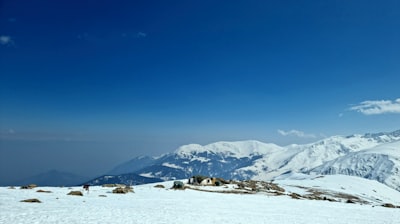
left=112, top=186, right=134, bottom=194
left=20, top=198, right=41, bottom=203
left=36, top=189, right=52, bottom=193
left=20, top=184, right=37, bottom=189
left=67, top=191, right=83, bottom=196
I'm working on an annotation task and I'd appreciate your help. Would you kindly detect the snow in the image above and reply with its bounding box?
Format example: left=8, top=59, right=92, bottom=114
left=139, top=172, right=155, bottom=178
left=95, top=131, right=400, bottom=194
left=161, top=162, right=184, bottom=170
left=364, top=140, right=400, bottom=156
left=190, top=157, right=210, bottom=163
left=274, top=173, right=400, bottom=205
left=311, top=140, right=400, bottom=191
left=2, top=178, right=400, bottom=224
left=188, top=133, right=400, bottom=191
left=175, top=140, right=283, bottom=158
left=178, top=137, right=371, bottom=182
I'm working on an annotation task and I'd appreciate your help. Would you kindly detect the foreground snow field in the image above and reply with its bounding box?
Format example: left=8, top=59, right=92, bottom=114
left=1, top=178, right=400, bottom=224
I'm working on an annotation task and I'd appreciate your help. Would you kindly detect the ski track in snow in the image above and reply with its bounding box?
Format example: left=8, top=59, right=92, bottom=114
left=1, top=182, right=400, bottom=224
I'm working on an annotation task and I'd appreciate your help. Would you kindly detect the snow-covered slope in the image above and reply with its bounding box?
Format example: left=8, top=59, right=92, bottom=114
left=274, top=173, right=400, bottom=205
left=2, top=176, right=400, bottom=224
left=311, top=140, right=400, bottom=191
left=238, top=133, right=390, bottom=180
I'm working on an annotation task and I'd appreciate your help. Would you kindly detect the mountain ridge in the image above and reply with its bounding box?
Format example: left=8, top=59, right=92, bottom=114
left=87, top=130, right=400, bottom=191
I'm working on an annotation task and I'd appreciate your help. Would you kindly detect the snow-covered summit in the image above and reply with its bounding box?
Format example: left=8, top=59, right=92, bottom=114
left=175, top=140, right=283, bottom=158
left=174, top=130, right=400, bottom=160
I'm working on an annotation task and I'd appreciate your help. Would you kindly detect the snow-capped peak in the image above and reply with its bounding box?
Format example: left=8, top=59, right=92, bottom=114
left=175, top=140, right=283, bottom=158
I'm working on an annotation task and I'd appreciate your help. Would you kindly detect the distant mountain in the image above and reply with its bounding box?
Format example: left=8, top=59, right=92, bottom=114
left=84, top=173, right=163, bottom=186
left=237, top=131, right=399, bottom=180
left=135, top=141, right=281, bottom=181
left=10, top=170, right=88, bottom=187
left=107, top=156, right=156, bottom=175
left=87, top=130, right=400, bottom=191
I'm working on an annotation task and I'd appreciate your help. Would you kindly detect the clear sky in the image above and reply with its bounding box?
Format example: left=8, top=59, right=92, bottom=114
left=1, top=0, right=400, bottom=183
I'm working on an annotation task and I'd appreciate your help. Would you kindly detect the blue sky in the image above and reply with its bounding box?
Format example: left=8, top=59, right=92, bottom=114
left=1, top=0, right=400, bottom=182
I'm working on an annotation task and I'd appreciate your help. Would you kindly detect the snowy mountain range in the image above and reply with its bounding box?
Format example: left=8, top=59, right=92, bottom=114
left=87, top=130, right=400, bottom=191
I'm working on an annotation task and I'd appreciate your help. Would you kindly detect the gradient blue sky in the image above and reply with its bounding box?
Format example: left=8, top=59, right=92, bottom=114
left=1, top=0, right=400, bottom=182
